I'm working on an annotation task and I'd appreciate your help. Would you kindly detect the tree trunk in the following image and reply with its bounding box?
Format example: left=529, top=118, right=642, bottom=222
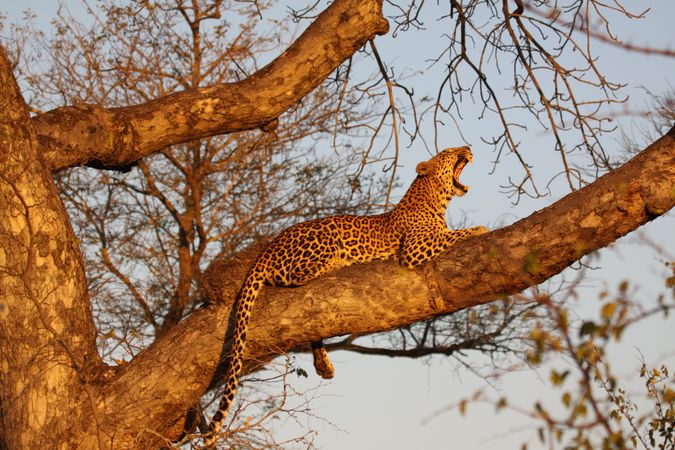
left=0, top=47, right=105, bottom=449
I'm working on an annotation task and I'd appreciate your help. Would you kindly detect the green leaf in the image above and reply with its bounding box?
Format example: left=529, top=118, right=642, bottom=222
left=601, top=302, right=617, bottom=321
left=561, top=392, right=571, bottom=408
left=496, top=397, right=508, bottom=411
left=579, top=321, right=598, bottom=337
left=550, top=370, right=570, bottom=387
left=666, top=275, right=675, bottom=289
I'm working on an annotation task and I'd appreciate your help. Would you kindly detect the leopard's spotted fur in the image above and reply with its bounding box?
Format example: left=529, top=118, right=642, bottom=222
left=204, top=147, right=487, bottom=445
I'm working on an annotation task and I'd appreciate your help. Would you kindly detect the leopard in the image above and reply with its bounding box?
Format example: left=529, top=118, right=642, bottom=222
left=203, top=146, right=488, bottom=447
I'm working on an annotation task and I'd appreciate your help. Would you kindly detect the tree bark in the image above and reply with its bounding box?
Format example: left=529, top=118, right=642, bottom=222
left=0, top=47, right=104, bottom=449
left=31, top=0, right=389, bottom=173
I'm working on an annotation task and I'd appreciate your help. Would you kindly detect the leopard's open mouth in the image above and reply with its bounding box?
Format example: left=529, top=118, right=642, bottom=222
left=452, top=153, right=472, bottom=196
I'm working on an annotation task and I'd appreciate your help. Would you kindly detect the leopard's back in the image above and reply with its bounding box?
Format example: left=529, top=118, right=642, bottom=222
left=257, top=214, right=401, bottom=285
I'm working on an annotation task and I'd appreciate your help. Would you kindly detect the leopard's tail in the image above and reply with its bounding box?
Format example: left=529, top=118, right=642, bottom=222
left=202, top=265, right=267, bottom=448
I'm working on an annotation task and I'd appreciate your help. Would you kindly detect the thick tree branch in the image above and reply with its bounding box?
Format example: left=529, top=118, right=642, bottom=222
left=31, top=0, right=389, bottom=173
left=98, top=126, right=674, bottom=447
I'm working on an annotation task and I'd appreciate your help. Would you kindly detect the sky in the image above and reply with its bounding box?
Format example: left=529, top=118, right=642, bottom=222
left=1, top=1, right=673, bottom=449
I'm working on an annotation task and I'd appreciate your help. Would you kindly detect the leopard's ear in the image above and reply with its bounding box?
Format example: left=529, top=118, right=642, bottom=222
left=415, top=161, right=430, bottom=175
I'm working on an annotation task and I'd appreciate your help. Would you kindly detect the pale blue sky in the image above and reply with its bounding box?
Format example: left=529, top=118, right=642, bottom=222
left=2, top=2, right=673, bottom=449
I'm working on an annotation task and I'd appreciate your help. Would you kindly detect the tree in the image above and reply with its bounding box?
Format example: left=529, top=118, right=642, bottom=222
left=0, top=0, right=673, bottom=448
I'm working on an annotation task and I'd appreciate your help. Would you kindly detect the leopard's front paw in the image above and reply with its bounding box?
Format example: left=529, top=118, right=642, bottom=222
left=473, top=225, right=489, bottom=235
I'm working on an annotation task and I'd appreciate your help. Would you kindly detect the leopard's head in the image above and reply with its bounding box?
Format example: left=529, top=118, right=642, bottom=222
left=415, top=146, right=473, bottom=197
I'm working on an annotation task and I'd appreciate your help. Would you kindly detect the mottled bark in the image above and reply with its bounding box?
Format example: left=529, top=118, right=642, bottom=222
left=32, top=0, right=389, bottom=173
left=0, top=47, right=103, bottom=449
